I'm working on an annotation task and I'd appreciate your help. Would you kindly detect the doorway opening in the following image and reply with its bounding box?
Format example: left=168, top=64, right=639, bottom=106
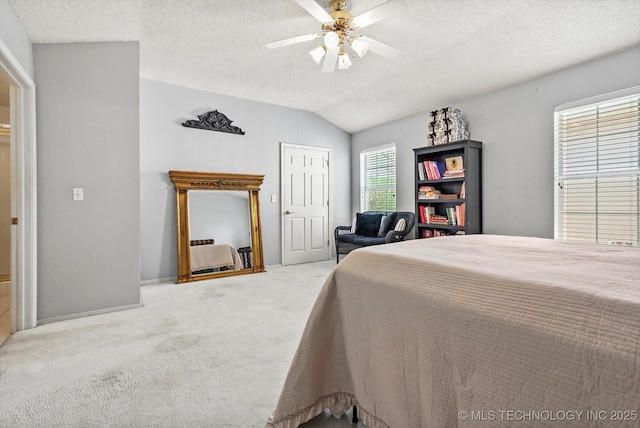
left=0, top=94, right=10, bottom=342
left=0, top=39, right=38, bottom=335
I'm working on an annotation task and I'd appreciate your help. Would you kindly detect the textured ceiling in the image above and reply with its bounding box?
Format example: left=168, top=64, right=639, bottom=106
left=8, top=0, right=640, bottom=133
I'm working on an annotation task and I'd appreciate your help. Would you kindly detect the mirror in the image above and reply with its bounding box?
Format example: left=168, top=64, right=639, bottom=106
left=169, top=170, right=265, bottom=283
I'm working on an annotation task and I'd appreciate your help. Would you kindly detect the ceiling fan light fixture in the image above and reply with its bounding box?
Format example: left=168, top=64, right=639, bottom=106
left=309, top=45, right=326, bottom=64
left=265, top=0, right=404, bottom=73
left=338, top=52, right=352, bottom=70
left=350, top=39, right=369, bottom=58
left=323, top=31, right=340, bottom=49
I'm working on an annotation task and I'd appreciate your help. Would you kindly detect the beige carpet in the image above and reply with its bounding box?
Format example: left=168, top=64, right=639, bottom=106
left=0, top=261, right=365, bottom=428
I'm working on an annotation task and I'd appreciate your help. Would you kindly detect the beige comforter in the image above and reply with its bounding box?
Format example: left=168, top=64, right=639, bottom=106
left=267, top=235, right=640, bottom=428
left=190, top=243, right=243, bottom=271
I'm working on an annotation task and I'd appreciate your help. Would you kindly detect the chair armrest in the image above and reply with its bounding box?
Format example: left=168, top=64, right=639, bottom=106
left=334, top=225, right=352, bottom=239
left=384, top=229, right=409, bottom=243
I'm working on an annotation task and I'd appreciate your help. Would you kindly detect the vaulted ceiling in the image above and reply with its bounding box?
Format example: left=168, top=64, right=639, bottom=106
left=7, top=0, right=640, bottom=132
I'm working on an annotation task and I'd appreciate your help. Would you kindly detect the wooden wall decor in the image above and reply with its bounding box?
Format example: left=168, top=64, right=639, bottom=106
left=182, top=109, right=246, bottom=135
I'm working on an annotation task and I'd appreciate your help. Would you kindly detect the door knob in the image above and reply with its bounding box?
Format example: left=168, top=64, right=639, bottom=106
left=285, top=210, right=295, bottom=215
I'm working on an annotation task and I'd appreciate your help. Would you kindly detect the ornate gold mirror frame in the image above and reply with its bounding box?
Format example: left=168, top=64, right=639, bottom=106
left=169, top=170, right=265, bottom=284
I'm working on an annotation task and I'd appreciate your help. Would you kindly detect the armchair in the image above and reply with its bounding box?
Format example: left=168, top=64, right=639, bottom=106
left=334, top=211, right=415, bottom=262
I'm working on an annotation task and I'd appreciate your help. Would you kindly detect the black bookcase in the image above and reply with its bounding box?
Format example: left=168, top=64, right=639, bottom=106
left=413, top=140, right=483, bottom=238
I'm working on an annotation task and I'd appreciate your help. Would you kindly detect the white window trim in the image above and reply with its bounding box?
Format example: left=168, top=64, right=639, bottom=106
left=555, top=86, right=640, bottom=112
left=360, top=143, right=396, bottom=212
left=554, top=86, right=639, bottom=245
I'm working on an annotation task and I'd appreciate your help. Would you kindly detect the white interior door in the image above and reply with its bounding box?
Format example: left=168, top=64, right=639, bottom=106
left=282, top=145, right=330, bottom=265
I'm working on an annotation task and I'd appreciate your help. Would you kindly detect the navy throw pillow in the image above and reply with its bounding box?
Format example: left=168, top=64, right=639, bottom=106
left=355, top=213, right=383, bottom=237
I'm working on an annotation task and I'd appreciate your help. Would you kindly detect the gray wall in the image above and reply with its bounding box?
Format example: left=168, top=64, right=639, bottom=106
left=352, top=47, right=640, bottom=238
left=34, top=42, right=140, bottom=321
left=0, top=0, right=33, bottom=79
left=140, top=79, right=351, bottom=281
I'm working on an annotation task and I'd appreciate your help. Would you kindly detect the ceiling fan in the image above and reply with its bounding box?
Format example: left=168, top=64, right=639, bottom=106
left=266, top=0, right=405, bottom=72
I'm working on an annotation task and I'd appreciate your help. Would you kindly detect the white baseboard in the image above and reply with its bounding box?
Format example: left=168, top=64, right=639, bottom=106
left=265, top=264, right=283, bottom=269
left=140, top=277, right=177, bottom=286
left=37, top=302, right=143, bottom=325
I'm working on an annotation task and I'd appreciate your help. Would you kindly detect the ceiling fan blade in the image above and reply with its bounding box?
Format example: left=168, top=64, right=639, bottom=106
left=322, top=47, right=339, bottom=73
left=266, top=33, right=319, bottom=49
left=352, top=0, right=406, bottom=29
left=359, top=36, right=401, bottom=59
left=295, top=0, right=333, bottom=23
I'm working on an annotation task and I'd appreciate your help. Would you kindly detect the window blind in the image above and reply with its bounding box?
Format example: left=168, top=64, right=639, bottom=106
left=360, top=144, right=396, bottom=211
left=554, top=87, right=639, bottom=246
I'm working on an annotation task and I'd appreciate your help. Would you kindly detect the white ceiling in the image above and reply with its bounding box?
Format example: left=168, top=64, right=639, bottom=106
left=7, top=0, right=640, bottom=132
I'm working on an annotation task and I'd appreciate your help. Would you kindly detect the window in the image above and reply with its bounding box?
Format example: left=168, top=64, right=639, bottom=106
left=554, top=87, right=639, bottom=246
left=360, top=144, right=396, bottom=211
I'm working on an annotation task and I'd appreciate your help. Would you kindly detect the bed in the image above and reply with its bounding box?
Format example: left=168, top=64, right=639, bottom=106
left=266, top=235, right=640, bottom=428
left=190, top=243, right=244, bottom=273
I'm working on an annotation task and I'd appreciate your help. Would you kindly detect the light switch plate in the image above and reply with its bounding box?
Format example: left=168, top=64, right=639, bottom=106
left=73, top=188, right=84, bottom=201
left=271, top=195, right=277, bottom=203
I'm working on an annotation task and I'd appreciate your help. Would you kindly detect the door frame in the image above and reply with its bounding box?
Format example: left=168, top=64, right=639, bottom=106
left=280, top=143, right=331, bottom=266
left=0, top=39, right=38, bottom=331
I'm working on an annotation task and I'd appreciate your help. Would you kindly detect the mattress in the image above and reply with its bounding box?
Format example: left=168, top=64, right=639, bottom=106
left=267, top=235, right=640, bottom=428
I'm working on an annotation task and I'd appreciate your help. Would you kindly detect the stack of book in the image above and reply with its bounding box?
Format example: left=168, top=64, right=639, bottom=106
left=428, top=214, right=450, bottom=225
left=443, top=169, right=465, bottom=178
left=427, top=107, right=470, bottom=146
left=418, top=186, right=441, bottom=199
left=418, top=187, right=459, bottom=200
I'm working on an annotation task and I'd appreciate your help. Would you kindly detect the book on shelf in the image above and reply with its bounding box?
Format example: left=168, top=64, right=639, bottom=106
left=419, top=185, right=438, bottom=192
left=417, top=185, right=441, bottom=199
left=457, top=203, right=466, bottom=226
left=419, top=205, right=435, bottom=223
left=420, top=229, right=450, bottom=238
left=419, top=204, right=465, bottom=226
left=421, top=229, right=433, bottom=238
left=443, top=169, right=465, bottom=178
left=444, top=204, right=465, bottom=226
left=418, top=160, right=446, bottom=180
left=444, top=156, right=464, bottom=172
left=420, top=193, right=458, bottom=200
left=445, top=207, right=456, bottom=226
left=428, top=215, right=449, bottom=224
left=460, top=181, right=466, bottom=199
left=429, top=161, right=446, bottom=180
left=420, top=206, right=435, bottom=225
